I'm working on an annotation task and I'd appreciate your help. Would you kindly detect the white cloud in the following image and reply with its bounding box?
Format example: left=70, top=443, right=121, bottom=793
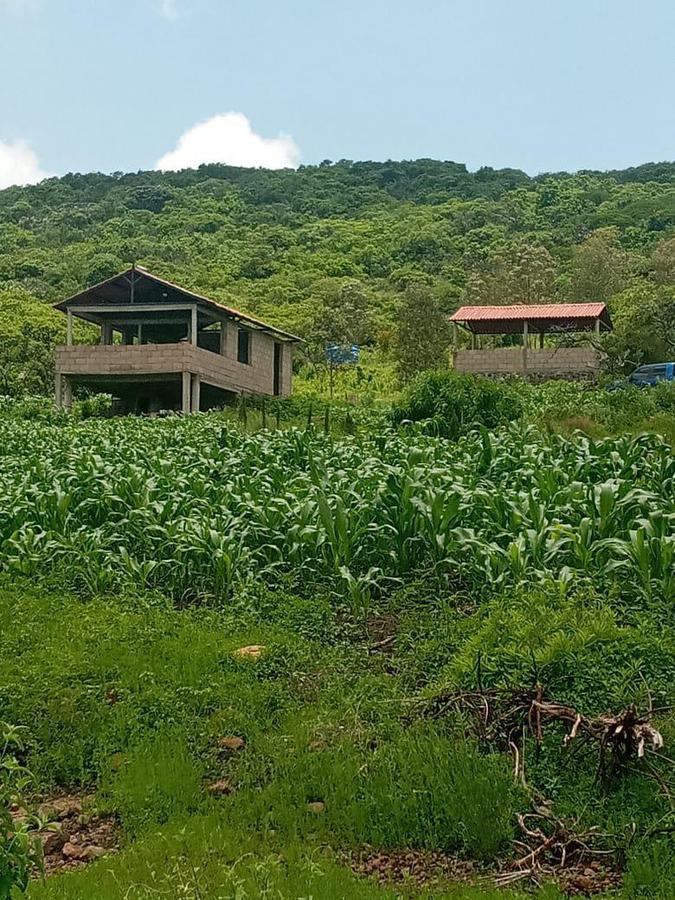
left=0, top=139, right=51, bottom=190
left=155, top=112, right=301, bottom=172
left=156, top=0, right=179, bottom=20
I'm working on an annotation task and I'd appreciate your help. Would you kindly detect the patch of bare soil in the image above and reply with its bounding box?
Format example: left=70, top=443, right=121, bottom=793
left=366, top=612, right=400, bottom=653
left=339, top=847, right=480, bottom=890
left=341, top=846, right=622, bottom=896
left=558, top=863, right=623, bottom=896
left=12, top=793, right=121, bottom=876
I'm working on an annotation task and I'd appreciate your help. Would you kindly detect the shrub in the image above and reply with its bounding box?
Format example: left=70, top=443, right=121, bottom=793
left=393, top=370, right=523, bottom=438
left=0, top=723, right=42, bottom=897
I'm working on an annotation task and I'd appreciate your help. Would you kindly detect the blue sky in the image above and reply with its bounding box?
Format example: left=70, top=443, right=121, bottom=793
left=1, top=0, right=674, bottom=187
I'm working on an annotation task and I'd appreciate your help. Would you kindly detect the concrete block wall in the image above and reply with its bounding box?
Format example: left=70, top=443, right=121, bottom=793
left=453, top=347, right=600, bottom=377
left=56, top=333, right=294, bottom=398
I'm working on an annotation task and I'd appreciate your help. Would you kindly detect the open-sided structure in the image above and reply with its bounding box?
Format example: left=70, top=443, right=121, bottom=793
left=449, top=303, right=612, bottom=378
left=54, top=266, right=300, bottom=413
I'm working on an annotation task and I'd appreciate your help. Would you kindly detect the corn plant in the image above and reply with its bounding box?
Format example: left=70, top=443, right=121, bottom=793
left=0, top=415, right=671, bottom=606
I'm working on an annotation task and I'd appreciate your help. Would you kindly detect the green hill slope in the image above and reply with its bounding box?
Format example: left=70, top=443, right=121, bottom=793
left=1, top=159, right=674, bottom=392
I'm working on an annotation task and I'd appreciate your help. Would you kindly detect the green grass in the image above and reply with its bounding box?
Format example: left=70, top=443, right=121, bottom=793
left=0, top=578, right=670, bottom=898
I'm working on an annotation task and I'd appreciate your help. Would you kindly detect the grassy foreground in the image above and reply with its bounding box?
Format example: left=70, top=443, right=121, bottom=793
left=0, top=578, right=672, bottom=898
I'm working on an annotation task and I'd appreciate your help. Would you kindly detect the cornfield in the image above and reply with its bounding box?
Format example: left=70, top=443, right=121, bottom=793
left=0, top=416, right=672, bottom=606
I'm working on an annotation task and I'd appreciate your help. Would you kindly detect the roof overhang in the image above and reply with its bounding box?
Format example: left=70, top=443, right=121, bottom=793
left=54, top=266, right=302, bottom=342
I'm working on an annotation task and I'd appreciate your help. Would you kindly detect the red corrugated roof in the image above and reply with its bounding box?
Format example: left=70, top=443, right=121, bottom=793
left=450, top=303, right=607, bottom=322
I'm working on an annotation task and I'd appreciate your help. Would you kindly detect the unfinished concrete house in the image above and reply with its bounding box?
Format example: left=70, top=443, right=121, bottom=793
left=54, top=266, right=299, bottom=413
left=449, top=303, right=612, bottom=379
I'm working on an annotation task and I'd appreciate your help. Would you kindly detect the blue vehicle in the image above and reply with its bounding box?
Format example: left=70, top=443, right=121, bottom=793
left=629, top=362, right=675, bottom=387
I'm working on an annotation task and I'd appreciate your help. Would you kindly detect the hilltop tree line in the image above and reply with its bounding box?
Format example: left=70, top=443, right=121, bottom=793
left=0, top=158, right=674, bottom=393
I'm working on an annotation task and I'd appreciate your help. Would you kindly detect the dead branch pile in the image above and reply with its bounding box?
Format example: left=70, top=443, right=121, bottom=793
left=495, top=809, right=620, bottom=892
left=414, top=684, right=668, bottom=787
left=415, top=681, right=671, bottom=891
left=531, top=699, right=665, bottom=780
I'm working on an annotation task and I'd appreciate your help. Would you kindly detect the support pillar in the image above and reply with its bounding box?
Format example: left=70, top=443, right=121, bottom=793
left=66, top=310, right=73, bottom=346
left=191, top=374, right=201, bottom=413
left=595, top=318, right=601, bottom=339
left=63, top=377, right=73, bottom=411
left=101, top=321, right=113, bottom=345
left=190, top=307, right=198, bottom=346
left=539, top=331, right=544, bottom=349
left=55, top=372, right=63, bottom=408
left=182, top=372, right=191, bottom=414
left=219, top=320, right=227, bottom=355
left=522, top=320, right=529, bottom=374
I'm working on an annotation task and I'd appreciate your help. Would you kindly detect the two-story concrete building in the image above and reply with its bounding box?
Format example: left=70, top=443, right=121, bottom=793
left=54, top=266, right=300, bottom=413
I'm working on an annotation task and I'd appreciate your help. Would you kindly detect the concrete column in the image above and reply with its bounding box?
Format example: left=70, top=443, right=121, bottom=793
left=66, top=310, right=73, bottom=346
left=101, top=321, right=113, bottom=345
left=219, top=320, right=227, bottom=355
left=63, top=377, right=73, bottom=410
left=190, top=307, right=198, bottom=346
left=522, top=321, right=529, bottom=374
left=227, top=320, right=238, bottom=358
left=55, top=372, right=63, bottom=408
left=595, top=318, right=601, bottom=338
left=182, top=372, right=191, bottom=414
left=191, top=374, right=201, bottom=413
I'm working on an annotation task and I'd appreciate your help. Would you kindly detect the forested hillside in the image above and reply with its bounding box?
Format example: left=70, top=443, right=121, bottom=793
left=1, top=159, right=675, bottom=393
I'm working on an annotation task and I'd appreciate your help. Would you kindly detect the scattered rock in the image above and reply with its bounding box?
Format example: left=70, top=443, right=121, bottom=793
left=39, top=796, right=82, bottom=821
left=27, top=794, right=121, bottom=877
left=342, top=848, right=478, bottom=889
left=234, top=644, right=265, bottom=660
left=307, top=801, right=326, bottom=814
left=10, top=805, right=29, bottom=825
left=562, top=867, right=622, bottom=896
left=62, top=842, right=85, bottom=861
left=217, top=735, right=246, bottom=752
left=41, top=829, right=66, bottom=855
left=207, top=778, right=234, bottom=796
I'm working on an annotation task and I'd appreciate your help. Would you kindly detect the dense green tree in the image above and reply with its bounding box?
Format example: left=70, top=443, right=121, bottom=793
left=569, top=227, right=630, bottom=302
left=305, top=279, right=374, bottom=362
left=601, top=284, right=675, bottom=368
left=464, top=241, right=556, bottom=305
left=392, top=285, right=451, bottom=382
left=652, top=236, right=675, bottom=285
